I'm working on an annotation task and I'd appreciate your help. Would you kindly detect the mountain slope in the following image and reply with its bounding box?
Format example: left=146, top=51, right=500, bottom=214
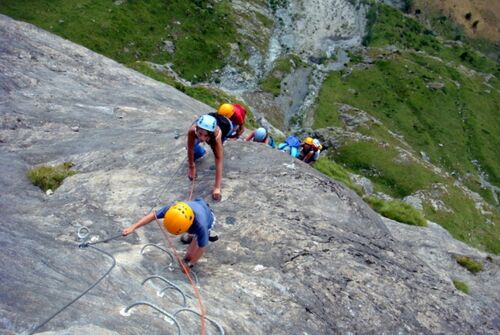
left=1, top=14, right=499, bottom=335
left=309, top=3, right=500, bottom=254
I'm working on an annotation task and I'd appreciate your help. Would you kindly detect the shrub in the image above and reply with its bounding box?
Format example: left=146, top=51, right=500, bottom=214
left=364, top=196, right=427, bottom=226
left=453, top=255, right=483, bottom=274
left=452, top=280, right=469, bottom=294
left=27, top=162, right=77, bottom=192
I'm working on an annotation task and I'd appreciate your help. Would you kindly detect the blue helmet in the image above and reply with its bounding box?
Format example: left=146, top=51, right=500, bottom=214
left=196, top=114, right=217, bottom=132
left=254, top=127, right=267, bottom=142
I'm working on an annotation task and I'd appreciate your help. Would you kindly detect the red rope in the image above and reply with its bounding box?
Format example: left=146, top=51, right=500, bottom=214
left=188, top=177, right=196, bottom=201
left=153, top=176, right=206, bottom=335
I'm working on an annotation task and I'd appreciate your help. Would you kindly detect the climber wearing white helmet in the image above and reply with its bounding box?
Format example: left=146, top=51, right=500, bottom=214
left=186, top=113, right=233, bottom=201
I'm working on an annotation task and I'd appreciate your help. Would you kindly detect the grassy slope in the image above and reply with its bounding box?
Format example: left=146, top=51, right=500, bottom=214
left=363, top=4, right=499, bottom=75
left=0, top=0, right=260, bottom=125
left=259, top=54, right=306, bottom=96
left=410, top=0, right=500, bottom=58
left=0, top=0, right=238, bottom=83
left=315, top=53, right=500, bottom=187
left=313, top=4, right=500, bottom=254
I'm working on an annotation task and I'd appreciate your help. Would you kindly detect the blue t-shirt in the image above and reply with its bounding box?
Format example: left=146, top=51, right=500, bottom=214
left=156, top=198, right=214, bottom=247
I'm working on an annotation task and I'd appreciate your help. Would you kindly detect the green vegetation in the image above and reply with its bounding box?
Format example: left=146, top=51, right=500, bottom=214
left=27, top=162, right=77, bottom=192
left=334, top=141, right=441, bottom=198
left=3, top=0, right=499, bottom=254
left=255, top=11, right=274, bottom=30
left=313, top=80, right=343, bottom=128
left=453, top=255, right=483, bottom=274
left=315, top=141, right=499, bottom=252
left=313, top=49, right=500, bottom=252
left=0, top=0, right=239, bottom=83
left=452, top=280, right=469, bottom=294
left=129, top=62, right=178, bottom=87
left=402, top=0, right=414, bottom=13
left=315, top=52, right=500, bottom=188
left=363, top=4, right=498, bottom=74
left=347, top=50, right=363, bottom=64
left=364, top=196, right=427, bottom=226
left=269, top=0, right=288, bottom=12
left=260, top=55, right=305, bottom=96
left=129, top=61, right=257, bottom=129
left=413, top=9, right=500, bottom=61
left=315, top=153, right=426, bottom=227
left=423, top=186, right=500, bottom=255
left=314, top=157, right=363, bottom=196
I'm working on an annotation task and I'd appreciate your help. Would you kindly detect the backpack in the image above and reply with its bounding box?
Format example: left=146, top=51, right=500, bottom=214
left=277, top=136, right=301, bottom=158
left=208, top=112, right=233, bottom=139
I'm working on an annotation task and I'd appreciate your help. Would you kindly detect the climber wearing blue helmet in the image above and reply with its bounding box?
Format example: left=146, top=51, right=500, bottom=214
left=244, top=127, right=275, bottom=147
left=187, top=113, right=233, bottom=201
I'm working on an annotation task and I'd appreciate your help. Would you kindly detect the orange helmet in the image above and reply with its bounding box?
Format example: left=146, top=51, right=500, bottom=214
left=218, top=103, right=235, bottom=118
left=303, top=137, right=314, bottom=145
left=163, top=202, right=194, bottom=235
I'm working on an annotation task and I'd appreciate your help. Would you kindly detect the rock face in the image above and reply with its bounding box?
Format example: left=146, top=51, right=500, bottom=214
left=1, top=15, right=499, bottom=335
left=272, top=0, right=367, bottom=59
left=220, top=0, right=369, bottom=128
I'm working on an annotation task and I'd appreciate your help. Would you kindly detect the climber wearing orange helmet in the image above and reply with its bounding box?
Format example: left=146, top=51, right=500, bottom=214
left=299, top=137, right=322, bottom=165
left=217, top=103, right=247, bottom=139
left=187, top=113, right=233, bottom=201
left=122, top=199, right=215, bottom=270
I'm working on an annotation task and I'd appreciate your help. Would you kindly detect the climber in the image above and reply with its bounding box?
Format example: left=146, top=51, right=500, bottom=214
left=244, top=127, right=275, bottom=147
left=299, top=137, right=322, bottom=164
left=187, top=113, right=233, bottom=201
left=122, top=199, right=215, bottom=271
left=217, top=103, right=247, bottom=139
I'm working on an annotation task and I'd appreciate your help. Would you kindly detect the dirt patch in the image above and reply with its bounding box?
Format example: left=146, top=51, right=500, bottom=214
left=413, top=0, right=500, bottom=42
